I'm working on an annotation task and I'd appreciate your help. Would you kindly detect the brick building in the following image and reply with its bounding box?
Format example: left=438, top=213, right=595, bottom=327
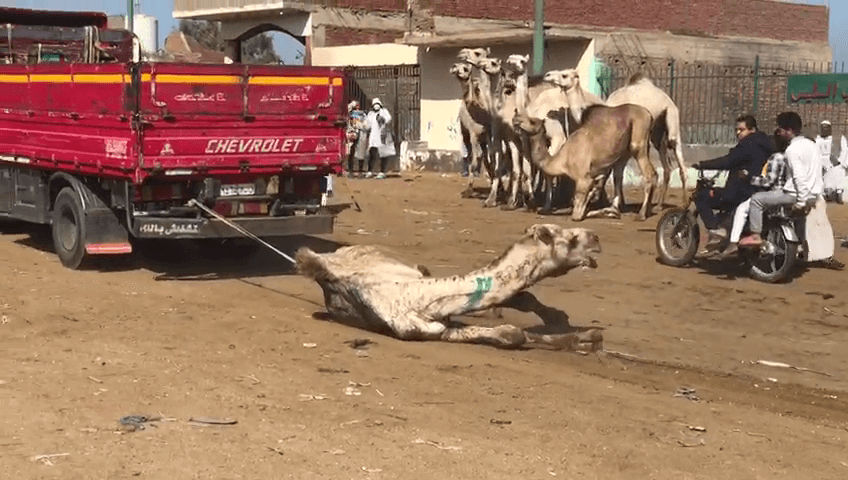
left=174, top=0, right=832, bottom=161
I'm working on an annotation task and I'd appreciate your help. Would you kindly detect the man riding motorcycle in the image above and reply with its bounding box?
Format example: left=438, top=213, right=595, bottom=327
left=691, top=115, right=774, bottom=252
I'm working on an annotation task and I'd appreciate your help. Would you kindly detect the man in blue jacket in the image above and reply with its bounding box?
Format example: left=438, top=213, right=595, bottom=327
left=692, top=115, right=774, bottom=250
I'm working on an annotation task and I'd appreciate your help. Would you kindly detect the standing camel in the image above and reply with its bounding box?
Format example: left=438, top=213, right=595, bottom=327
left=514, top=103, right=657, bottom=222
left=471, top=55, right=508, bottom=208
left=495, top=54, right=536, bottom=210
left=605, top=72, right=687, bottom=207
left=451, top=62, right=492, bottom=198
left=545, top=69, right=688, bottom=209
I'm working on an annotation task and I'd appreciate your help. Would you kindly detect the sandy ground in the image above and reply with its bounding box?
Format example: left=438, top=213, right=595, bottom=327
left=2, top=172, right=848, bottom=479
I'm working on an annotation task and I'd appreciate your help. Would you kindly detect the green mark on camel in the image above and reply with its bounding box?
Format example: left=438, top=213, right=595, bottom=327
left=466, top=276, right=493, bottom=308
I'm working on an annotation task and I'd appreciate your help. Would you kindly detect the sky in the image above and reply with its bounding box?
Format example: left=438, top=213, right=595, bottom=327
left=1, top=0, right=845, bottom=66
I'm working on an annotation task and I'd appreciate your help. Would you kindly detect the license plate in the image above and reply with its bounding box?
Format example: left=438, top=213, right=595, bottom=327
left=220, top=183, right=255, bottom=197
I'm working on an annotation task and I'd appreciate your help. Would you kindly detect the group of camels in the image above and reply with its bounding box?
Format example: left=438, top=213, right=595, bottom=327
left=451, top=47, right=688, bottom=221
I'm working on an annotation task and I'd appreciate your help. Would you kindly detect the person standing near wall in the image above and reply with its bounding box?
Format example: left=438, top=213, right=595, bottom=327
left=346, top=101, right=368, bottom=178
left=365, top=98, right=395, bottom=179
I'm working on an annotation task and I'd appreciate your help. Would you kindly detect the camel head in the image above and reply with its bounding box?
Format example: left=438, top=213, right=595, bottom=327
left=450, top=62, right=473, bottom=82
left=512, top=112, right=544, bottom=135
left=504, top=54, right=530, bottom=76
left=457, top=47, right=490, bottom=64
left=544, top=69, right=580, bottom=90
left=478, top=57, right=502, bottom=76
left=502, top=54, right=529, bottom=89
left=521, top=224, right=601, bottom=277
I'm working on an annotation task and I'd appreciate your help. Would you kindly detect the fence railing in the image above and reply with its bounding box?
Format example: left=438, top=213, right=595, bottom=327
left=345, top=65, right=421, bottom=145
left=603, top=57, right=847, bottom=145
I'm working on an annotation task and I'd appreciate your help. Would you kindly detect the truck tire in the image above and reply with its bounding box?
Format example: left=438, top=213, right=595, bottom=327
left=51, top=187, right=88, bottom=269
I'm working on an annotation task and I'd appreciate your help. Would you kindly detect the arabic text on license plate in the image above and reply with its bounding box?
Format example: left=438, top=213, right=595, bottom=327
left=220, top=184, right=255, bottom=197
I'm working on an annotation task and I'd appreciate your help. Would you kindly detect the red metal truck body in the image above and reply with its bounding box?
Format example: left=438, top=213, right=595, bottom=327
left=0, top=8, right=349, bottom=268
left=0, top=62, right=346, bottom=180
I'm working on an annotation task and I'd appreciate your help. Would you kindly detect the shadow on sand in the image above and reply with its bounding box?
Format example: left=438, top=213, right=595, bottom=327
left=3, top=220, right=348, bottom=281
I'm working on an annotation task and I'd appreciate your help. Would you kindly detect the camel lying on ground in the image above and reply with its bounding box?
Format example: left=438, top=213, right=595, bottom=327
left=296, top=224, right=603, bottom=351
left=514, top=104, right=657, bottom=222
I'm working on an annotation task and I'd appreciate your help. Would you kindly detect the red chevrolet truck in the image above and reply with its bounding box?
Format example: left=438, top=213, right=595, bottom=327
left=0, top=7, right=347, bottom=269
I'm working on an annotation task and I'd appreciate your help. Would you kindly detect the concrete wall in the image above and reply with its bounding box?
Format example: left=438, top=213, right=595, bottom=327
left=312, top=44, right=418, bottom=67
left=419, top=39, right=592, bottom=152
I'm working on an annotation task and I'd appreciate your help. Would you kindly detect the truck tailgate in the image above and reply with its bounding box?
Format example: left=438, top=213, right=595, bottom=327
left=137, top=63, right=347, bottom=176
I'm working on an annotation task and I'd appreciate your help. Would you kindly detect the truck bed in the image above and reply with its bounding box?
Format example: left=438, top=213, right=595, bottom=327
left=0, top=62, right=347, bottom=181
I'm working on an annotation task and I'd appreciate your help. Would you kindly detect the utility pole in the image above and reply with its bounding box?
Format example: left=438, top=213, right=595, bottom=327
left=127, top=0, right=134, bottom=34
left=532, top=0, right=544, bottom=74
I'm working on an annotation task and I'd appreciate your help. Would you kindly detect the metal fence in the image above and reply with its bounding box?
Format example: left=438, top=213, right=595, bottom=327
left=345, top=65, right=421, bottom=145
left=602, top=57, right=848, bottom=145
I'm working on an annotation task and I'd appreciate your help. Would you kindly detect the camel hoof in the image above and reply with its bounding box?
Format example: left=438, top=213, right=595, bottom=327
left=415, top=264, right=432, bottom=277
left=482, top=199, right=497, bottom=208
left=634, top=215, right=648, bottom=222
left=501, top=203, right=518, bottom=211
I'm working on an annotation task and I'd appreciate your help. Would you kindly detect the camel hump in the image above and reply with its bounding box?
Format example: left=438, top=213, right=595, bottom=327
left=627, top=72, right=652, bottom=85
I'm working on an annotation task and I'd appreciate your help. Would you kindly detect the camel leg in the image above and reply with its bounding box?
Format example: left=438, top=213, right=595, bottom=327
left=440, top=323, right=528, bottom=349
left=540, top=174, right=555, bottom=214
left=571, top=177, right=594, bottom=221
left=503, top=138, right=523, bottom=210
left=611, top=161, right=625, bottom=213
left=521, top=153, right=536, bottom=210
left=653, top=126, right=671, bottom=208
left=665, top=109, right=688, bottom=205
left=482, top=132, right=502, bottom=208
left=633, top=143, right=657, bottom=222
left=461, top=130, right=482, bottom=198
left=585, top=171, right=623, bottom=219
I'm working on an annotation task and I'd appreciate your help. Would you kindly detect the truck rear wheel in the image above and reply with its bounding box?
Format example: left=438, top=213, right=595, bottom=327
left=51, top=187, right=88, bottom=269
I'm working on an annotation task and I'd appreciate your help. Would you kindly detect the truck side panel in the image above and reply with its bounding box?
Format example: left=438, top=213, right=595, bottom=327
left=0, top=63, right=136, bottom=178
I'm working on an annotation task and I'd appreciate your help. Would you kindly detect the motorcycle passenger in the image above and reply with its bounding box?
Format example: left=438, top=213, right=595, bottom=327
left=692, top=115, right=774, bottom=251
left=718, top=129, right=789, bottom=258
left=739, top=112, right=822, bottom=248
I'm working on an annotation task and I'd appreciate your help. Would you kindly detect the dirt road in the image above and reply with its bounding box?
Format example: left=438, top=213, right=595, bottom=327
left=2, top=173, right=847, bottom=479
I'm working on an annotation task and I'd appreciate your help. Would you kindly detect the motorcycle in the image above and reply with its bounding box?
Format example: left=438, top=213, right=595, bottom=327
left=655, top=170, right=811, bottom=283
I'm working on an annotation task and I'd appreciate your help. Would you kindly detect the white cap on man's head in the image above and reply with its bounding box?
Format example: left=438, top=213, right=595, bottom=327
left=371, top=97, right=382, bottom=107
left=821, top=120, right=831, bottom=126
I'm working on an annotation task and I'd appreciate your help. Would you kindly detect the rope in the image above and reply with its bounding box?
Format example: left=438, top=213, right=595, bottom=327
left=186, top=199, right=296, bottom=264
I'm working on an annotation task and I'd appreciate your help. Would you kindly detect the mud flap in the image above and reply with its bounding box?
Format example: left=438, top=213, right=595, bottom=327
left=83, top=208, right=132, bottom=255
left=780, top=222, right=799, bottom=243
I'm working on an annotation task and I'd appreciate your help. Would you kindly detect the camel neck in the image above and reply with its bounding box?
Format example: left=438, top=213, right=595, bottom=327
left=413, top=244, right=547, bottom=319
left=526, top=128, right=570, bottom=177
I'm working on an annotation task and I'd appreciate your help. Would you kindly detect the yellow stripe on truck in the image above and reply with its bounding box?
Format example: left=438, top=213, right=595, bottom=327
left=29, top=74, right=73, bottom=83
left=154, top=74, right=241, bottom=85
left=248, top=76, right=330, bottom=86
left=73, top=74, right=127, bottom=84
left=0, top=74, right=28, bottom=83
left=0, top=73, right=343, bottom=86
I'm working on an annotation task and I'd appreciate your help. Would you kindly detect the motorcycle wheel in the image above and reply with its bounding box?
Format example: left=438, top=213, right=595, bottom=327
left=743, top=223, right=799, bottom=283
left=655, top=207, right=700, bottom=267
